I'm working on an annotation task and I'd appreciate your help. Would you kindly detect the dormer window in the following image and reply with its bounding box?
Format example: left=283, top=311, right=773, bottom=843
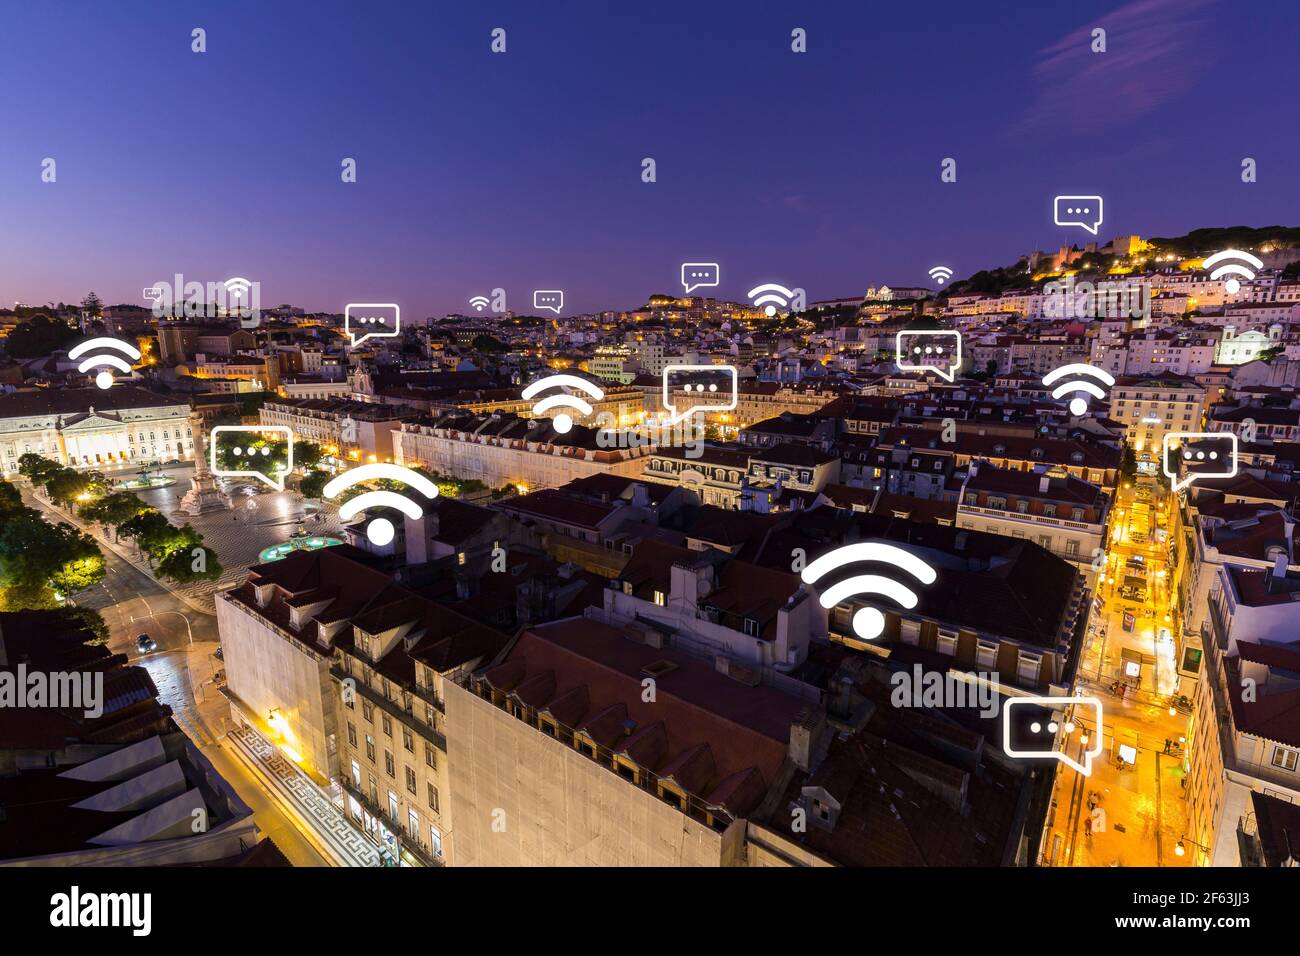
left=653, top=590, right=666, bottom=607
left=743, top=617, right=760, bottom=638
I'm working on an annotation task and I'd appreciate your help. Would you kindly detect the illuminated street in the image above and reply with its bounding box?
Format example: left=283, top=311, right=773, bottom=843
left=1044, top=474, right=1197, bottom=867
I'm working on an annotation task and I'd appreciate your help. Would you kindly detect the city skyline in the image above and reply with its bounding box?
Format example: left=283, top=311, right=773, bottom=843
left=3, top=0, right=1298, bottom=316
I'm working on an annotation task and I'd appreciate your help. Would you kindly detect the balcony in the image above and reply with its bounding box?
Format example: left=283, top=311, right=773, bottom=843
left=339, top=778, right=444, bottom=867
left=958, top=503, right=1098, bottom=533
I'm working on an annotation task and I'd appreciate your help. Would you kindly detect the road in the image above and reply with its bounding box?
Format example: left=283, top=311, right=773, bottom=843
left=23, top=486, right=332, bottom=867
left=1039, top=474, right=1194, bottom=866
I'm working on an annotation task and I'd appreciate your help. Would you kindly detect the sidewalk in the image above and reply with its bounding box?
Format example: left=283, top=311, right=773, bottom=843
left=225, top=724, right=380, bottom=867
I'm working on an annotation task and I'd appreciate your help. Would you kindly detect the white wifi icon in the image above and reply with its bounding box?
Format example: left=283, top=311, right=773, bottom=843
left=748, top=282, right=796, bottom=317
left=469, top=295, right=491, bottom=312
left=1203, top=249, right=1263, bottom=295
left=1042, top=363, right=1115, bottom=417
left=800, top=542, right=938, bottom=642
left=928, top=265, right=954, bottom=285
left=324, top=463, right=439, bottom=546
left=68, top=336, right=142, bottom=389
left=521, top=374, right=605, bottom=434
left=224, top=276, right=253, bottom=300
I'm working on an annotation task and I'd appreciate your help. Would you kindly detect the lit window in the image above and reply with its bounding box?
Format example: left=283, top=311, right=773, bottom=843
left=653, top=590, right=666, bottom=607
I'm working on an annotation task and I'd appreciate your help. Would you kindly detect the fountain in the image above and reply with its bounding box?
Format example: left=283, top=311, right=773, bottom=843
left=257, top=526, right=342, bottom=564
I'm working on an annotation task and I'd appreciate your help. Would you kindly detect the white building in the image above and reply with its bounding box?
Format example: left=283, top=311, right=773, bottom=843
left=0, top=387, right=193, bottom=474
left=1216, top=324, right=1284, bottom=366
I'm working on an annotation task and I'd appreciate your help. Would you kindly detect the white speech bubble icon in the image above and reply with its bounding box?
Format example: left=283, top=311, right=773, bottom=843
left=1054, top=195, right=1104, bottom=236
left=662, top=364, right=738, bottom=425
left=895, top=329, right=962, bottom=383
left=344, top=303, right=400, bottom=348
left=1003, top=695, right=1104, bottom=777
left=1163, top=431, right=1238, bottom=493
left=210, top=425, right=295, bottom=492
left=680, top=263, right=720, bottom=295
left=533, top=290, right=564, bottom=315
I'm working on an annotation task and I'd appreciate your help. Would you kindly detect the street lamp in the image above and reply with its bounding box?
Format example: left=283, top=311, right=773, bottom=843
left=1175, top=834, right=1210, bottom=859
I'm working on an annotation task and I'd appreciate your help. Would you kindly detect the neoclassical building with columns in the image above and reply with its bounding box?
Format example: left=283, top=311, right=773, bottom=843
left=0, top=386, right=195, bottom=475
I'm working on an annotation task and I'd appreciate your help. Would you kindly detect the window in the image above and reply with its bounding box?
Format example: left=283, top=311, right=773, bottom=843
left=362, top=700, right=374, bottom=722
left=406, top=766, right=417, bottom=795
left=430, top=824, right=443, bottom=858
left=936, top=629, right=958, bottom=656
left=1271, top=746, right=1298, bottom=772
left=1017, top=651, right=1043, bottom=684
left=347, top=722, right=357, bottom=747
left=425, top=744, right=437, bottom=769
left=384, top=750, right=395, bottom=777
left=382, top=714, right=392, bottom=737
left=388, top=790, right=399, bottom=822
left=402, top=727, right=414, bottom=752
left=351, top=759, right=361, bottom=788
left=368, top=773, right=378, bottom=803
left=900, top=619, right=921, bottom=645
left=975, top=640, right=998, bottom=668
left=653, top=590, right=666, bottom=607
left=408, top=808, right=419, bottom=839
left=365, top=735, right=375, bottom=762
left=428, top=783, right=440, bottom=812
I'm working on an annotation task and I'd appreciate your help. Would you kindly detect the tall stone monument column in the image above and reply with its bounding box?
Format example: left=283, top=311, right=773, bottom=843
left=178, top=410, right=231, bottom=515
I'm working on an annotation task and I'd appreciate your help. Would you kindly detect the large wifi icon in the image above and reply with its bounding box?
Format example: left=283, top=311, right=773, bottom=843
left=1203, top=249, right=1263, bottom=295
left=323, top=463, right=439, bottom=547
left=800, top=542, right=938, bottom=642
left=68, top=336, right=143, bottom=389
left=1042, top=363, right=1115, bottom=417
left=748, top=282, right=797, bottom=317
left=521, top=374, right=604, bottom=434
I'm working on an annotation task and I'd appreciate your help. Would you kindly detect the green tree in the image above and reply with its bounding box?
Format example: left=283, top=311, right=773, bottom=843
left=5, top=315, right=78, bottom=358
left=0, top=511, right=104, bottom=597
left=295, top=440, right=325, bottom=471
left=157, top=544, right=223, bottom=584
left=45, top=468, right=106, bottom=509
left=17, top=454, right=64, bottom=486
left=50, top=549, right=106, bottom=596
left=0, top=481, right=23, bottom=512
left=78, top=490, right=149, bottom=538
left=117, top=510, right=172, bottom=564
left=1119, top=443, right=1138, bottom=480
left=299, top=469, right=330, bottom=500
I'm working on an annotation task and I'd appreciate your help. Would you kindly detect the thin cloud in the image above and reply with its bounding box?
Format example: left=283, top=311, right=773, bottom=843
left=1016, top=0, right=1220, bottom=135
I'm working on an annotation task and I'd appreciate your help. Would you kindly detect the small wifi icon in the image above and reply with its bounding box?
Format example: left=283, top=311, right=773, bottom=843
left=748, top=282, right=797, bottom=317
left=1042, top=363, right=1115, bottom=417
left=224, top=276, right=253, bottom=300
left=324, top=463, right=439, bottom=547
left=928, top=265, right=954, bottom=285
left=521, top=374, right=604, bottom=434
left=469, top=295, right=491, bottom=312
left=68, top=336, right=142, bottom=389
left=1203, top=249, right=1263, bottom=295
left=800, top=542, right=938, bottom=642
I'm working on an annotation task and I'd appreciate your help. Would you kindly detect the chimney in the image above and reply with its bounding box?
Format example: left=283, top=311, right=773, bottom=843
left=1039, top=475, right=1050, bottom=494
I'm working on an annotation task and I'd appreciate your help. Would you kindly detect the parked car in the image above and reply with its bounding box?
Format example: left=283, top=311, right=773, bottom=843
left=136, top=633, right=157, bottom=654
